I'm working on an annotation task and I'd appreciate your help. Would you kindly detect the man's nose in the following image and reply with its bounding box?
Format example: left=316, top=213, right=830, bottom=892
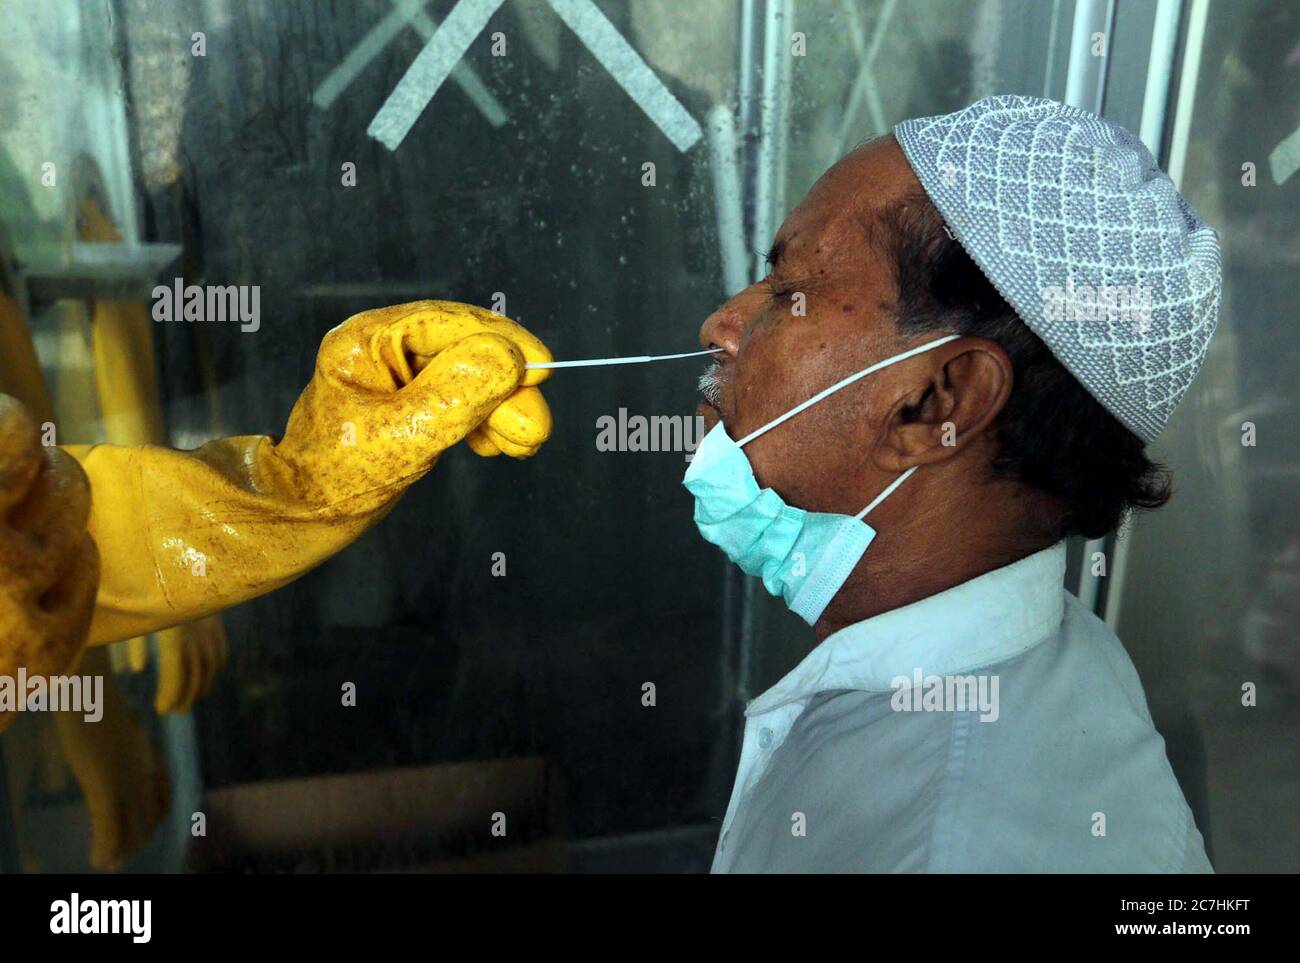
left=699, top=284, right=762, bottom=357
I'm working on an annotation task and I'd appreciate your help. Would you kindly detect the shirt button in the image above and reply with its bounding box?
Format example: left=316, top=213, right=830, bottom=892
left=758, top=727, right=774, bottom=749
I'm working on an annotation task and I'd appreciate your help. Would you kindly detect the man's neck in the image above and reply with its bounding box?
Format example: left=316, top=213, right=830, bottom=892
left=812, top=484, right=1059, bottom=642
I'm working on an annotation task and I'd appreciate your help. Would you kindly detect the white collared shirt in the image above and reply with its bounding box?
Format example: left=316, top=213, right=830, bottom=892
left=712, top=542, right=1213, bottom=873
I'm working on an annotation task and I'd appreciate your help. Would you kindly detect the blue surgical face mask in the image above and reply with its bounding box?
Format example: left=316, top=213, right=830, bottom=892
left=682, top=336, right=958, bottom=625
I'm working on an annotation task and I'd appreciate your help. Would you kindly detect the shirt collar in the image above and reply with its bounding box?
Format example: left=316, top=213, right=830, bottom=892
left=746, top=541, right=1068, bottom=717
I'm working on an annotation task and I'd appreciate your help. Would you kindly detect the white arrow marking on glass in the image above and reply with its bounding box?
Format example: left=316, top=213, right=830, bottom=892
left=1269, top=124, right=1300, bottom=185
left=314, top=0, right=428, bottom=109
left=366, top=0, right=702, bottom=153
left=315, top=0, right=506, bottom=127
left=544, top=0, right=702, bottom=152
left=836, top=0, right=898, bottom=151
left=405, top=2, right=507, bottom=126
left=368, top=0, right=508, bottom=150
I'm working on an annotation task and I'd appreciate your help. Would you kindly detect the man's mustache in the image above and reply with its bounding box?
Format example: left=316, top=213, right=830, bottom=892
left=698, top=361, right=725, bottom=406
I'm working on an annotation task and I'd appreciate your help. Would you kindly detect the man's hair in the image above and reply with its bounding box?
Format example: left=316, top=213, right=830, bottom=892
left=882, top=191, right=1171, bottom=540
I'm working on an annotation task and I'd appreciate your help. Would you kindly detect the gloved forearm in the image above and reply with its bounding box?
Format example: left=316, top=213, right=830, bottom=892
left=66, top=300, right=552, bottom=646
left=65, top=435, right=399, bottom=645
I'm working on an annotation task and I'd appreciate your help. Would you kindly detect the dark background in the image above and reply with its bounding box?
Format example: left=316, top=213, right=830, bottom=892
left=134, top=0, right=736, bottom=846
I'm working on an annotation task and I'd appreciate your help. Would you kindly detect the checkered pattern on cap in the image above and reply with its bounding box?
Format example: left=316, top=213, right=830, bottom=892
left=894, top=95, right=1221, bottom=442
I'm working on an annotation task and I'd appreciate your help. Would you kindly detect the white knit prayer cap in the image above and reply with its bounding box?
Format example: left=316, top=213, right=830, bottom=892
left=894, top=95, right=1221, bottom=442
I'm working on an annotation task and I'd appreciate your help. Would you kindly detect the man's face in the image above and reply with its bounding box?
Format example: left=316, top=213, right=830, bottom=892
left=697, top=137, right=923, bottom=514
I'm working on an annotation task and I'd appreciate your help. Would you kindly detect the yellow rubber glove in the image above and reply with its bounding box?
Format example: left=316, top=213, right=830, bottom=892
left=1, top=281, right=170, bottom=866
left=0, top=290, right=51, bottom=426
left=0, top=395, right=100, bottom=730
left=81, top=195, right=230, bottom=713
left=117, top=607, right=227, bottom=713
left=152, top=618, right=228, bottom=714
left=66, top=300, right=552, bottom=646
left=55, top=646, right=171, bottom=870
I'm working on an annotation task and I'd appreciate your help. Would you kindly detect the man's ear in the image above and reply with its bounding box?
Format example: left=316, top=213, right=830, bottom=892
left=870, top=337, right=1012, bottom=472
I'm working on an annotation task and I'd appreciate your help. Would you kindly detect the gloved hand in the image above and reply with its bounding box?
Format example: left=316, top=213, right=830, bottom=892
left=0, top=395, right=100, bottom=730
left=270, top=300, right=553, bottom=496
left=149, top=615, right=228, bottom=714
left=56, top=646, right=171, bottom=870
left=66, top=301, right=552, bottom=646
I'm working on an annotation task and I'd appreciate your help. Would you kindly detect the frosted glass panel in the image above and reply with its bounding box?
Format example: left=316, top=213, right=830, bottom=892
left=1111, top=0, right=1300, bottom=873
left=0, top=0, right=1293, bottom=875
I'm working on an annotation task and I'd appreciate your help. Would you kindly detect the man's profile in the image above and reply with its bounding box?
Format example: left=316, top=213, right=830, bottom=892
left=688, top=96, right=1219, bottom=873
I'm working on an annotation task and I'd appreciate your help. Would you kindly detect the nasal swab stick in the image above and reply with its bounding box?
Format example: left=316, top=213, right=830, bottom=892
left=525, top=347, right=723, bottom=370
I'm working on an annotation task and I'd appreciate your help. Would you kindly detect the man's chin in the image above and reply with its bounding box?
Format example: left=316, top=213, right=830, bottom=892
left=697, top=401, right=721, bottom=432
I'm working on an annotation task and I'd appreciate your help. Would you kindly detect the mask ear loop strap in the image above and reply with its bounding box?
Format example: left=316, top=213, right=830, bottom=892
left=734, top=335, right=960, bottom=448
left=855, top=464, right=918, bottom=520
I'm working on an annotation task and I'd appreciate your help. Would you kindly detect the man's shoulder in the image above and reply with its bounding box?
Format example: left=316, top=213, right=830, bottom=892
left=936, top=597, right=1209, bottom=872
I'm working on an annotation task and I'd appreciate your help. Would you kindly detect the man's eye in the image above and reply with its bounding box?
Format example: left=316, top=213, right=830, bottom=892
left=765, top=276, right=792, bottom=299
